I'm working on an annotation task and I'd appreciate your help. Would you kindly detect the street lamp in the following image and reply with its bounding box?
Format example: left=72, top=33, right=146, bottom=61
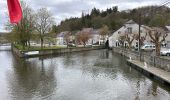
left=138, top=12, right=141, bottom=61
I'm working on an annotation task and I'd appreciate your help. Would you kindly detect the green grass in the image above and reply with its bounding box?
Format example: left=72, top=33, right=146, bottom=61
left=14, top=44, right=67, bottom=52
left=14, top=44, right=102, bottom=52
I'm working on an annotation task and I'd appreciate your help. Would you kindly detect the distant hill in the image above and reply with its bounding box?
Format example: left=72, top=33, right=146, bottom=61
left=54, top=6, right=170, bottom=33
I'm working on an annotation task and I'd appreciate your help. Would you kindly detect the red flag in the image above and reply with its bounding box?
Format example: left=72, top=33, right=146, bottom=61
left=7, top=0, right=22, bottom=24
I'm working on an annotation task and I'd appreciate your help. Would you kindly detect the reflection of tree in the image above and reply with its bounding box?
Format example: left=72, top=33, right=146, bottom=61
left=100, top=49, right=109, bottom=59
left=89, top=50, right=119, bottom=79
left=151, top=82, right=158, bottom=96
left=94, top=50, right=114, bottom=68
left=147, top=82, right=158, bottom=96
left=7, top=56, right=57, bottom=99
left=63, top=53, right=75, bottom=68
left=135, top=80, right=141, bottom=100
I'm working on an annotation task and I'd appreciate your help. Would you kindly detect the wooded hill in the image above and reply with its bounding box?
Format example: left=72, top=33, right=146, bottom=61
left=54, top=6, right=170, bottom=33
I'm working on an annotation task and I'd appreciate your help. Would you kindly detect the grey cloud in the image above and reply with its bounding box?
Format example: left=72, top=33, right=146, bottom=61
left=0, top=0, right=166, bottom=32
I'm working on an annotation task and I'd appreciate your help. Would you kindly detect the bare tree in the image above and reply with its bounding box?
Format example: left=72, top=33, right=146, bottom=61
left=149, top=27, right=168, bottom=56
left=125, top=33, right=137, bottom=50
left=120, top=32, right=137, bottom=50
left=64, top=32, right=71, bottom=48
left=135, top=33, right=147, bottom=47
left=77, top=31, right=91, bottom=47
left=5, top=2, right=35, bottom=49
left=22, top=3, right=36, bottom=47
left=118, top=35, right=126, bottom=47
left=99, top=25, right=109, bottom=44
left=35, top=8, right=55, bottom=49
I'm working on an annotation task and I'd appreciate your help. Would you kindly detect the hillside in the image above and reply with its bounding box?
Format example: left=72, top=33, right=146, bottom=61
left=55, top=6, right=170, bottom=33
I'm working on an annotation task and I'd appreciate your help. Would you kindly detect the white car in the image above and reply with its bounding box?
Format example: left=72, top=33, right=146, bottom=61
left=160, top=48, right=170, bottom=56
left=141, top=44, right=155, bottom=51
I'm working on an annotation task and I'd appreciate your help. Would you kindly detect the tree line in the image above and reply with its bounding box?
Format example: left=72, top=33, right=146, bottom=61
left=5, top=2, right=170, bottom=54
left=54, top=5, right=170, bottom=33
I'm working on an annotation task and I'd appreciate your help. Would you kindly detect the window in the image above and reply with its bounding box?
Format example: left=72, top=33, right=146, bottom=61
left=136, top=42, right=138, bottom=47
left=145, top=46, right=149, bottom=48
left=127, top=27, right=132, bottom=33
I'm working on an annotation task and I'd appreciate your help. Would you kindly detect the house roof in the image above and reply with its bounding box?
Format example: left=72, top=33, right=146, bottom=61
left=125, top=20, right=136, bottom=24
left=165, top=26, right=170, bottom=31
left=82, top=28, right=93, bottom=33
left=91, top=29, right=100, bottom=35
left=151, top=27, right=165, bottom=33
left=78, top=28, right=100, bottom=35
left=141, top=25, right=152, bottom=31
left=57, top=31, right=70, bottom=37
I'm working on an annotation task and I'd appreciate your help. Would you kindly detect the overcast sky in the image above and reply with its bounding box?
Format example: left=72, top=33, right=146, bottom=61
left=0, top=0, right=167, bottom=32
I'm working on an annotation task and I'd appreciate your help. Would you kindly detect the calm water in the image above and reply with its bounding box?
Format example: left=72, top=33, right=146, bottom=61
left=0, top=49, right=170, bottom=100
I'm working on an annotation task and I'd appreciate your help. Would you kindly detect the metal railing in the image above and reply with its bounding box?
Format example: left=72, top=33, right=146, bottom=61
left=112, top=47, right=170, bottom=72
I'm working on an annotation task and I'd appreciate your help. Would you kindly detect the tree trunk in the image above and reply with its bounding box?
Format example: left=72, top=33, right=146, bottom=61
left=103, top=35, right=105, bottom=44
left=22, top=43, right=25, bottom=50
left=41, top=38, right=43, bottom=49
left=155, top=42, right=161, bottom=56
left=128, top=42, right=132, bottom=51
left=83, top=42, right=86, bottom=47
left=28, top=40, right=30, bottom=48
left=67, top=42, right=68, bottom=48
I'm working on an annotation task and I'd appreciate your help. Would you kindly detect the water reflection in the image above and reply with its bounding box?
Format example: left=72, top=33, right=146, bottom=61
left=7, top=55, right=57, bottom=99
left=0, top=49, right=169, bottom=100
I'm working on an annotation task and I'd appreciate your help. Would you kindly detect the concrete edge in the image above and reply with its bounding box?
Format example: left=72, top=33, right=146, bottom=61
left=127, top=60, right=170, bottom=86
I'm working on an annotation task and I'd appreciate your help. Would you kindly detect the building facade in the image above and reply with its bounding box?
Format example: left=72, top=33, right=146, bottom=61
left=109, top=20, right=151, bottom=48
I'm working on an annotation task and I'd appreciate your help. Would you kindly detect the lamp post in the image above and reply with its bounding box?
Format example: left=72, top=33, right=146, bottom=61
left=138, top=12, right=141, bottom=61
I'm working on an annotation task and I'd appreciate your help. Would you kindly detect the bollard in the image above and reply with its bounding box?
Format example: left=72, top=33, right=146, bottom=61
left=129, top=57, right=132, bottom=61
left=144, top=62, right=147, bottom=68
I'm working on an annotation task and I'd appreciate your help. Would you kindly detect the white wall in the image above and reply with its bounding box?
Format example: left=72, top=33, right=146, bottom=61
left=109, top=23, right=148, bottom=48
left=56, top=37, right=64, bottom=45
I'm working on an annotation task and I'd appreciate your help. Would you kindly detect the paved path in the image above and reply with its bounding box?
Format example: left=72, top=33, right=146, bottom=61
left=127, top=60, right=170, bottom=85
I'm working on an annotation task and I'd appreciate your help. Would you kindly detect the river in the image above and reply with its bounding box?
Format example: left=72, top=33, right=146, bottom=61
left=0, top=49, right=169, bottom=100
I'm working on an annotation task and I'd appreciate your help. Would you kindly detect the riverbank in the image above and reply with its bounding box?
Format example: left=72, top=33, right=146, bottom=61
left=112, top=47, right=170, bottom=86
left=12, top=45, right=105, bottom=58
left=112, top=47, right=170, bottom=72
left=127, top=60, right=170, bottom=86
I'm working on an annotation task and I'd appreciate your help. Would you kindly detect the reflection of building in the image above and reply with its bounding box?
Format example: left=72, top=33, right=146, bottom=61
left=109, top=20, right=151, bottom=48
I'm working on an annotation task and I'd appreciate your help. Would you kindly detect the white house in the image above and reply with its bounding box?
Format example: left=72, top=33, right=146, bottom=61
left=56, top=28, right=109, bottom=46
left=56, top=31, right=70, bottom=45
left=165, top=26, right=170, bottom=48
left=109, top=20, right=151, bottom=48
left=79, top=28, right=108, bottom=45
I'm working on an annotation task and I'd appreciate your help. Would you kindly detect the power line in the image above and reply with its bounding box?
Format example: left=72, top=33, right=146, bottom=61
left=138, top=0, right=170, bottom=60
left=161, top=0, right=170, bottom=6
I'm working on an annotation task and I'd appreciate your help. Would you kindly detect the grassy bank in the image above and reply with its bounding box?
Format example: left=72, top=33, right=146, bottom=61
left=13, top=44, right=99, bottom=52
left=14, top=44, right=67, bottom=52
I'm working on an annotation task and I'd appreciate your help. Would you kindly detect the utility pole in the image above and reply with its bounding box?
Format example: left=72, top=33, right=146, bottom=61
left=138, top=12, right=141, bottom=61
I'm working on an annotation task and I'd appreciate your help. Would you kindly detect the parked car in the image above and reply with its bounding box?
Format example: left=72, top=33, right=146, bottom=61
left=160, top=48, right=170, bottom=56
left=85, top=44, right=92, bottom=47
left=141, top=44, right=155, bottom=51
left=68, top=42, right=76, bottom=47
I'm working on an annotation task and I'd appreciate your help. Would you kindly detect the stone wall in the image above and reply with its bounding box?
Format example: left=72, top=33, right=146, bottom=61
left=112, top=47, right=170, bottom=72
left=12, top=46, right=105, bottom=58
